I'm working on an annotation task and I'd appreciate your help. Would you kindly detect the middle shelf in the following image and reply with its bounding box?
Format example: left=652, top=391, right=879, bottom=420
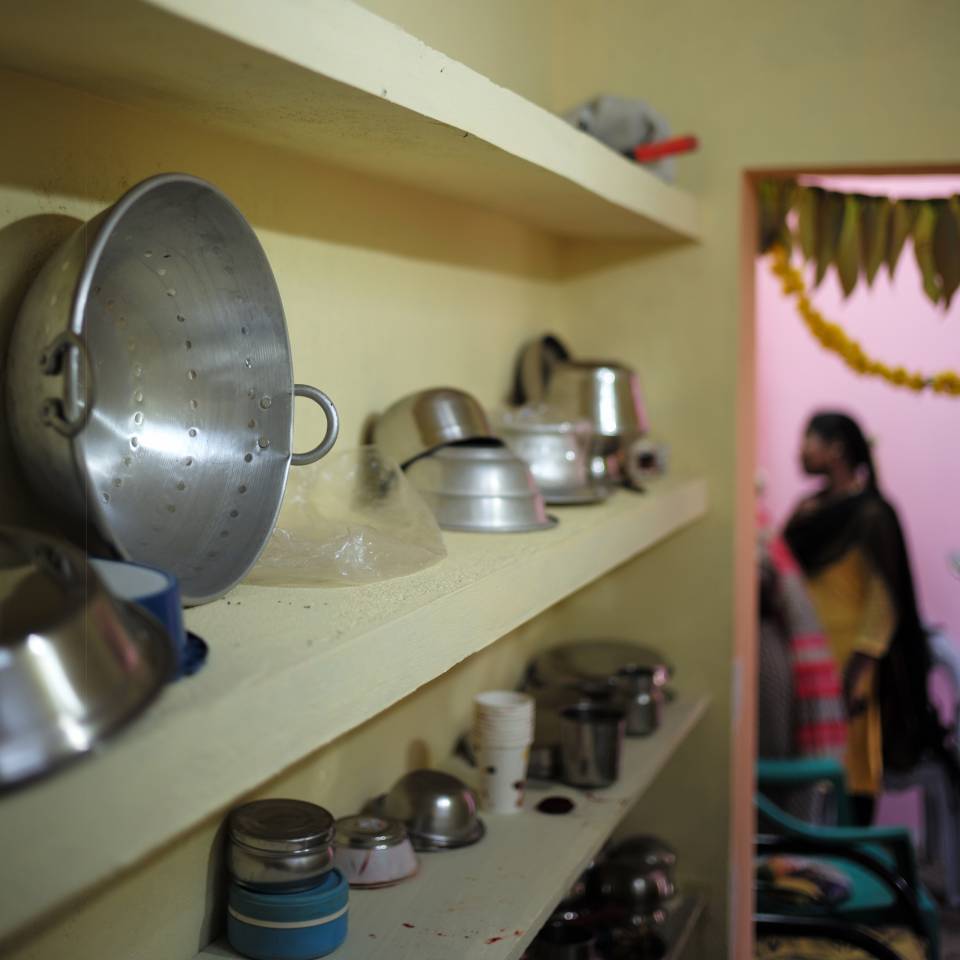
left=198, top=695, right=711, bottom=960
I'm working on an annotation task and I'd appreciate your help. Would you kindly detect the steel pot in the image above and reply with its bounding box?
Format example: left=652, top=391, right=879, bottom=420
left=498, top=407, right=606, bottom=505
left=513, top=334, right=648, bottom=438
left=0, top=526, right=174, bottom=790
left=6, top=174, right=339, bottom=603
left=227, top=799, right=336, bottom=892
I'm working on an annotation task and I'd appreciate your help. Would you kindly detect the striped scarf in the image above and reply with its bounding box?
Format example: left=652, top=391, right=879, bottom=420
left=767, top=535, right=847, bottom=759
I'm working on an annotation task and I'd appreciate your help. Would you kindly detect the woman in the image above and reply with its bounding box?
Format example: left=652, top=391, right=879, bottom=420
left=784, top=412, right=937, bottom=825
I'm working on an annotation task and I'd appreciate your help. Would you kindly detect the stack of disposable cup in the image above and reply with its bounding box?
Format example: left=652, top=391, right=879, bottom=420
left=472, top=691, right=535, bottom=813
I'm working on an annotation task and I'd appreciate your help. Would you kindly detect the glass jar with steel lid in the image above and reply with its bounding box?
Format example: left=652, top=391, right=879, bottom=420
left=227, top=799, right=335, bottom=892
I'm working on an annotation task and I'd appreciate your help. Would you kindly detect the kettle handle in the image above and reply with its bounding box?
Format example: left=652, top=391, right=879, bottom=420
left=511, top=334, right=570, bottom=405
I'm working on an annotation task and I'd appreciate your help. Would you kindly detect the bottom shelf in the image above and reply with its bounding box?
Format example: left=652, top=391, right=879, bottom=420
left=197, top=696, right=709, bottom=960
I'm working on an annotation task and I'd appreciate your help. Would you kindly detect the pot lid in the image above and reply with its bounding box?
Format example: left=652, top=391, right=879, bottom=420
left=526, top=641, right=672, bottom=691
left=229, top=799, right=334, bottom=853
left=334, top=815, right=408, bottom=850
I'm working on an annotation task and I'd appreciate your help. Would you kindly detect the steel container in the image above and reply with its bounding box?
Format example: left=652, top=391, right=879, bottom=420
left=559, top=703, right=626, bottom=789
left=227, top=799, right=335, bottom=892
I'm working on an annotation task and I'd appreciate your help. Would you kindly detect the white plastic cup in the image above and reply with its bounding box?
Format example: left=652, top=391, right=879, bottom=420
left=476, top=743, right=530, bottom=813
left=473, top=691, right=534, bottom=747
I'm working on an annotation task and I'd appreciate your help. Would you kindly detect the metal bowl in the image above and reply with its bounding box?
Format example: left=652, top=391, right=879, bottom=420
left=227, top=798, right=335, bottom=892
left=591, top=836, right=678, bottom=909
left=405, top=442, right=556, bottom=533
left=378, top=769, right=485, bottom=851
left=333, top=815, right=419, bottom=888
left=0, top=527, right=174, bottom=790
left=373, top=387, right=493, bottom=467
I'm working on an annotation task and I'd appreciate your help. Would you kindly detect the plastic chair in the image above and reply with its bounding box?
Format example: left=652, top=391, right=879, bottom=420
left=883, top=627, right=960, bottom=907
left=756, top=761, right=940, bottom=959
left=757, top=914, right=914, bottom=960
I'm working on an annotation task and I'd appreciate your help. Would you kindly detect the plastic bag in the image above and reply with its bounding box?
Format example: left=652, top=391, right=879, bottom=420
left=247, top=446, right=446, bottom=587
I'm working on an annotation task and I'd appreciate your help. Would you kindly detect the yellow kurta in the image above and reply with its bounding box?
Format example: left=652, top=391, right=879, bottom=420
left=805, top=548, right=895, bottom=796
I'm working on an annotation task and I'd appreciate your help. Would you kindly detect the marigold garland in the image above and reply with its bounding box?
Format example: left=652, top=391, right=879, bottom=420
left=770, top=245, right=960, bottom=397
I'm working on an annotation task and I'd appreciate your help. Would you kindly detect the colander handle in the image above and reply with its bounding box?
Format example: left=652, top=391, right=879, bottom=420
left=39, top=331, right=93, bottom=438
left=291, top=384, right=339, bottom=466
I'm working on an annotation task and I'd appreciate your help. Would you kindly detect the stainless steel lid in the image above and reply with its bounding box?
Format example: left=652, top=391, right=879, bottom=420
left=228, top=799, right=335, bottom=853
left=527, top=641, right=673, bottom=693
left=335, top=815, right=408, bottom=850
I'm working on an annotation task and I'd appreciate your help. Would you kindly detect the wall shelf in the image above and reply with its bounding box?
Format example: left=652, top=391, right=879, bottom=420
left=0, top=0, right=700, bottom=241
left=196, top=696, right=710, bottom=960
left=0, top=478, right=706, bottom=944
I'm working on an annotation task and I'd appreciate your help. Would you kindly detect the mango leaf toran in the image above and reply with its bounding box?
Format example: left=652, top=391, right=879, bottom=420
left=757, top=181, right=960, bottom=308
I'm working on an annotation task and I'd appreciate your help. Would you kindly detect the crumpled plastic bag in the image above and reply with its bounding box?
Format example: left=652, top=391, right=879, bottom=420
left=248, top=446, right=446, bottom=586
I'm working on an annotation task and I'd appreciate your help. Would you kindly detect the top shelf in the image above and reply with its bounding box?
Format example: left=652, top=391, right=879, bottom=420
left=0, top=0, right=701, bottom=241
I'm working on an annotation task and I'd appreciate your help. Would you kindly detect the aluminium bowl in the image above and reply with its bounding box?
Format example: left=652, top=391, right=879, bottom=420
left=0, top=526, right=175, bottom=790
left=405, top=442, right=556, bottom=533
left=378, top=769, right=485, bottom=851
left=373, top=387, right=493, bottom=468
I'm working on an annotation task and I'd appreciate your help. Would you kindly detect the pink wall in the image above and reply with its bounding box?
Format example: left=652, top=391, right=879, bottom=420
left=756, top=174, right=960, bottom=833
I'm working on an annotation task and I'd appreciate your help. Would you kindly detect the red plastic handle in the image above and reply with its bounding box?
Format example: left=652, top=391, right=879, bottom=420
left=632, top=135, right=699, bottom=162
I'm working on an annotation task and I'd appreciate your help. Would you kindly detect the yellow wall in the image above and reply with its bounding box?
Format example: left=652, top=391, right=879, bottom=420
left=5, top=1, right=958, bottom=958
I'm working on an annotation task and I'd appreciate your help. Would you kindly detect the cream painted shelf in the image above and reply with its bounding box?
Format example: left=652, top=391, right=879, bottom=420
left=0, top=0, right=699, bottom=241
left=0, top=479, right=706, bottom=943
left=197, top=696, right=710, bottom=960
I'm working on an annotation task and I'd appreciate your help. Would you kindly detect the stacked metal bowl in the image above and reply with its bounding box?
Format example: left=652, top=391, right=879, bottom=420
left=373, top=387, right=555, bottom=533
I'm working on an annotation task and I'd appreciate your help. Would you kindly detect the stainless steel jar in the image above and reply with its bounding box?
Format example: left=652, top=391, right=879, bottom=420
left=227, top=799, right=335, bottom=892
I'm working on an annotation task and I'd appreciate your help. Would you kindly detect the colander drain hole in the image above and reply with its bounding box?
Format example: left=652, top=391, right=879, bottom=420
left=244, top=453, right=253, bottom=463
left=188, top=428, right=198, bottom=438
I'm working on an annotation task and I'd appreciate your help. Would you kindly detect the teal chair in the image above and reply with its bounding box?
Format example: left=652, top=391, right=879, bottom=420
left=756, top=757, right=940, bottom=959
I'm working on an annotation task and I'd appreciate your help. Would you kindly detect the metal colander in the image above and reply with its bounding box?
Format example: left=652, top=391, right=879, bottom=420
left=6, top=174, right=338, bottom=603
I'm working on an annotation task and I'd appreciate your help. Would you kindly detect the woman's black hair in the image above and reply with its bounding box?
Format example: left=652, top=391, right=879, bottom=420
left=807, top=411, right=878, bottom=490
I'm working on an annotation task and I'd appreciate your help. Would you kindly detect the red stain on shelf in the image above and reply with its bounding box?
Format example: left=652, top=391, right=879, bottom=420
left=515, top=930, right=524, bottom=936
left=402, top=922, right=415, bottom=929
left=486, top=937, right=504, bottom=944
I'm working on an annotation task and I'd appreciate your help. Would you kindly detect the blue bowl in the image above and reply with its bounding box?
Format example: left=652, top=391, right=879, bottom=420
left=228, top=870, right=349, bottom=960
